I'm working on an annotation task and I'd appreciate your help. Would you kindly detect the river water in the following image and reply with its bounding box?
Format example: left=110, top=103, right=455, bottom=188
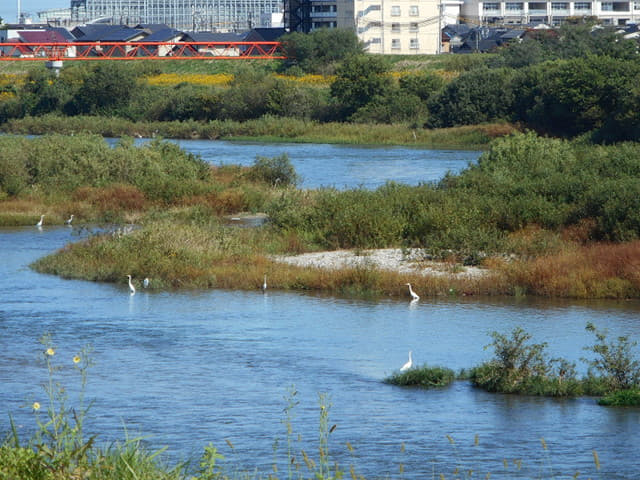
left=1, top=142, right=640, bottom=479
left=133, top=138, right=482, bottom=189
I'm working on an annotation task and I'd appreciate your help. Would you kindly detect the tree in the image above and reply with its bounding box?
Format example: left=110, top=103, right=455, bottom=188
left=511, top=56, right=640, bottom=139
left=280, top=29, right=364, bottom=74
left=427, top=67, right=514, bottom=128
left=329, top=55, right=393, bottom=120
left=66, top=63, right=137, bottom=116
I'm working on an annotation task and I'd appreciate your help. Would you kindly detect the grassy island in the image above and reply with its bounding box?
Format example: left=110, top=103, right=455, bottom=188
left=2, top=132, right=640, bottom=299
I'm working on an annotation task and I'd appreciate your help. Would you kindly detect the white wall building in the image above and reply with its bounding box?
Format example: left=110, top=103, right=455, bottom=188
left=462, top=0, right=640, bottom=25
left=303, top=0, right=442, bottom=54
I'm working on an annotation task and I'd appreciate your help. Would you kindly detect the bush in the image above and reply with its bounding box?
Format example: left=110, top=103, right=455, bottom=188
left=246, top=153, right=299, bottom=187
left=0, top=446, right=53, bottom=480
left=385, top=365, right=455, bottom=388
left=598, top=389, right=640, bottom=406
left=582, top=322, right=640, bottom=391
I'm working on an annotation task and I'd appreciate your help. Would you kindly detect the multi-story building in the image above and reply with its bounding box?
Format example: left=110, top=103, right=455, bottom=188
left=287, top=0, right=443, bottom=53
left=462, top=0, right=640, bottom=25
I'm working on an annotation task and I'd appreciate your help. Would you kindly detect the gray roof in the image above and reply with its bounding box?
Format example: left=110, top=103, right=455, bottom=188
left=182, top=32, right=246, bottom=42
left=143, top=28, right=184, bottom=42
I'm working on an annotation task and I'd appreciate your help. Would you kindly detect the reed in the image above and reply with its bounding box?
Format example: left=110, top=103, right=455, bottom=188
left=1, top=114, right=510, bottom=148
left=498, top=241, right=640, bottom=299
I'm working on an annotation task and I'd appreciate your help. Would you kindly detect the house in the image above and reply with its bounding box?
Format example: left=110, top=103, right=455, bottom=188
left=16, top=30, right=76, bottom=58
left=71, top=24, right=147, bottom=57
left=182, top=31, right=246, bottom=56
left=244, top=27, right=287, bottom=42
left=140, top=27, right=185, bottom=56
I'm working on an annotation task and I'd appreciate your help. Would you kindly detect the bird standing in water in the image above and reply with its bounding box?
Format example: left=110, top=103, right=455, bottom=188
left=65, top=214, right=74, bottom=225
left=405, top=283, right=419, bottom=301
left=36, top=215, right=45, bottom=227
left=400, top=350, right=413, bottom=371
left=126, top=275, right=136, bottom=295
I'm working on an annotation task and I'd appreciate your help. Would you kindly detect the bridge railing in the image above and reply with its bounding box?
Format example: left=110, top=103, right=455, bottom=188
left=0, top=41, right=286, bottom=61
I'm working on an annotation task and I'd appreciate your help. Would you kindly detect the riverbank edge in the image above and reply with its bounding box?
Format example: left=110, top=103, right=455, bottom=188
left=0, top=115, right=516, bottom=149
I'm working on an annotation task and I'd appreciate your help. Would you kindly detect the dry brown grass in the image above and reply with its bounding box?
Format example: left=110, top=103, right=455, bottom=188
left=499, top=240, right=640, bottom=298
left=73, top=185, right=148, bottom=212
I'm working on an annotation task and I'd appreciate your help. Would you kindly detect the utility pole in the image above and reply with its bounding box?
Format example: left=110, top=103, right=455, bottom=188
left=17, top=0, right=21, bottom=22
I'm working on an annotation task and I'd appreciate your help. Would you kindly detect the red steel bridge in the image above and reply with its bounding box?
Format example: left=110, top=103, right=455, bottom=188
left=0, top=41, right=285, bottom=61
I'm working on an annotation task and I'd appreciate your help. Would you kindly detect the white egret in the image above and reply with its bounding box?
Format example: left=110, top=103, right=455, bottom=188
left=400, top=350, right=413, bottom=371
left=126, top=275, right=136, bottom=295
left=36, top=215, right=45, bottom=227
left=405, top=283, right=420, bottom=301
left=65, top=214, right=74, bottom=225
left=262, top=274, right=267, bottom=292
left=143, top=277, right=150, bottom=288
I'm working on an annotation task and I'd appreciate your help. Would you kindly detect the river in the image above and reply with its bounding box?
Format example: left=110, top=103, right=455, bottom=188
left=1, top=141, right=639, bottom=479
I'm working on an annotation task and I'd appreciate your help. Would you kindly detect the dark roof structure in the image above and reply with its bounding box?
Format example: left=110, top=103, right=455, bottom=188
left=182, top=31, right=246, bottom=42
left=141, top=28, right=184, bottom=42
left=244, top=27, right=286, bottom=42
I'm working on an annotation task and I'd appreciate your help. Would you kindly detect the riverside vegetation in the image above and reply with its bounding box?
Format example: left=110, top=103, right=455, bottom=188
left=3, top=132, right=640, bottom=299
left=0, top=23, right=638, bottom=144
left=3, top=325, right=633, bottom=480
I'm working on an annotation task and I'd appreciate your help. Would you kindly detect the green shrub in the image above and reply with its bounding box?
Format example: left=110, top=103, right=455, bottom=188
left=598, top=389, right=640, bottom=406
left=582, top=322, right=640, bottom=391
left=0, top=446, right=53, bottom=480
left=246, top=153, right=299, bottom=187
left=385, top=365, right=455, bottom=388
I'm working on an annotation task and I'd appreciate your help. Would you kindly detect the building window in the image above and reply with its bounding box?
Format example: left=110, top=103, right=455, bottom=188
left=391, top=5, right=401, bottom=15
left=551, top=2, right=569, bottom=9
left=409, top=22, right=419, bottom=31
left=370, top=37, right=382, bottom=43
left=409, top=5, right=419, bottom=15
left=483, top=2, right=500, bottom=10
left=574, top=2, right=591, bottom=9
left=410, top=38, right=419, bottom=49
left=391, top=22, right=401, bottom=32
left=634, top=0, right=640, bottom=9
left=601, top=0, right=613, bottom=8
left=506, top=2, right=523, bottom=10
left=391, top=38, right=401, bottom=49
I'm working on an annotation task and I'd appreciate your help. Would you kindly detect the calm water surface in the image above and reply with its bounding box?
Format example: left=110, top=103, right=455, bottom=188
left=2, top=226, right=640, bottom=479
left=2, top=142, right=640, bottom=479
left=132, top=138, right=482, bottom=189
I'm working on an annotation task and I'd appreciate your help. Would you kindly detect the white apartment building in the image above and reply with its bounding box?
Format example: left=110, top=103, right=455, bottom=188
left=462, top=0, right=640, bottom=25
left=334, top=0, right=442, bottom=54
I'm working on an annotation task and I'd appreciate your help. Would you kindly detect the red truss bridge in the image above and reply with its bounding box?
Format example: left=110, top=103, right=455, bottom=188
left=0, top=41, right=286, bottom=61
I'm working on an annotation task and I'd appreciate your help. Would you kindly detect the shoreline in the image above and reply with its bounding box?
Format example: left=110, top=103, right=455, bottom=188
left=271, top=248, right=489, bottom=279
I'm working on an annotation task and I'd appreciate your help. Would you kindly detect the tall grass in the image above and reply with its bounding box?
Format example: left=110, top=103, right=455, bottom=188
left=1, top=114, right=511, bottom=148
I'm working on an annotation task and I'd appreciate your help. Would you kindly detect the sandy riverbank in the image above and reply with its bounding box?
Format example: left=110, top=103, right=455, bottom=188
left=272, top=248, right=488, bottom=278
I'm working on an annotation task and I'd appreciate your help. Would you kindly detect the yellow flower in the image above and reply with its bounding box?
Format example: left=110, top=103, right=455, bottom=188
left=32, top=402, right=41, bottom=411
left=73, top=355, right=81, bottom=364
left=46, top=348, right=55, bottom=356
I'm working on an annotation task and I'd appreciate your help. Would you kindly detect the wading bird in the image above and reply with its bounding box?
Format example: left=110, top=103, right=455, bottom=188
left=405, top=283, right=419, bottom=301
left=400, top=350, right=413, bottom=371
left=36, top=215, right=45, bottom=227
left=126, top=275, right=136, bottom=295
left=65, top=214, right=74, bottom=225
left=143, top=277, right=150, bottom=289
left=262, top=274, right=267, bottom=292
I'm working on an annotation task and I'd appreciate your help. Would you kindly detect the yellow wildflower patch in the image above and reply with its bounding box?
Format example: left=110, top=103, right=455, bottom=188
left=146, top=73, right=234, bottom=86
left=273, top=73, right=334, bottom=85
